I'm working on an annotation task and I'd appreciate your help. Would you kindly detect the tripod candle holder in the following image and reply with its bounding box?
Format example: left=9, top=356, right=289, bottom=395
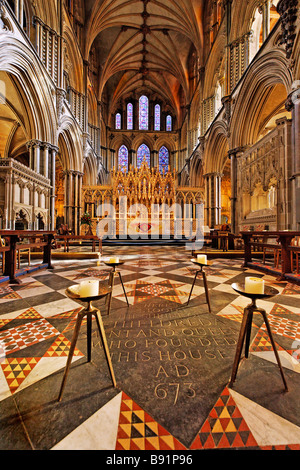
left=229, top=282, right=288, bottom=391
left=58, top=282, right=116, bottom=401
left=187, top=258, right=213, bottom=312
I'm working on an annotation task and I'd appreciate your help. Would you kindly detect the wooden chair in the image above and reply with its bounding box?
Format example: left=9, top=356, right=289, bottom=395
left=218, top=231, right=229, bottom=251
left=262, top=237, right=281, bottom=268
left=17, top=238, right=31, bottom=269
left=290, top=236, right=300, bottom=274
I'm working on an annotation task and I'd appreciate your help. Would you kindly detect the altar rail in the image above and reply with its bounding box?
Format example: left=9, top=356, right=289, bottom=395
left=0, top=230, right=55, bottom=283
left=241, top=231, right=300, bottom=281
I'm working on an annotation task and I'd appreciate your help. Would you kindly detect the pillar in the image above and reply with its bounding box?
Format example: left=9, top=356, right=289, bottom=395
left=152, top=150, right=158, bottom=168
left=228, top=147, right=243, bottom=234
left=64, top=170, right=73, bottom=230
left=41, top=143, right=50, bottom=179
left=49, top=145, right=58, bottom=230
left=262, top=0, right=270, bottom=43
left=204, top=172, right=222, bottom=228
left=27, top=140, right=42, bottom=173
left=286, top=84, right=300, bottom=230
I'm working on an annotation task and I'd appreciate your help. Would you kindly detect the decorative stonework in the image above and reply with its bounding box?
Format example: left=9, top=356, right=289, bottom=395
left=277, top=0, right=298, bottom=59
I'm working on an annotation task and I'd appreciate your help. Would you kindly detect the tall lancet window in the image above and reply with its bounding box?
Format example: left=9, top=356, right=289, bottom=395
left=159, top=146, right=169, bottom=174
left=154, top=104, right=161, bottom=131
left=166, top=115, right=172, bottom=131
left=137, top=144, right=150, bottom=168
left=118, top=145, right=129, bottom=172
left=127, top=103, right=133, bottom=130
left=139, top=95, right=149, bottom=130
left=115, top=113, right=121, bottom=130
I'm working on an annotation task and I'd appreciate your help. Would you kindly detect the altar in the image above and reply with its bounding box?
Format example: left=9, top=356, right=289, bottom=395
left=81, top=160, right=204, bottom=239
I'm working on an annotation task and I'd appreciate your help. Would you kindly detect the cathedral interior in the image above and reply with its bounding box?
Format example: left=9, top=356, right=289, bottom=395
left=0, top=0, right=300, bottom=453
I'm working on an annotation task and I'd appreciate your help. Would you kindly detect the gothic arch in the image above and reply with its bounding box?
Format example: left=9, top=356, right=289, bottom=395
left=0, top=39, right=57, bottom=145
left=203, top=120, right=229, bottom=174
left=58, top=117, right=82, bottom=172
left=132, top=134, right=153, bottom=154
left=83, top=152, right=98, bottom=186
left=153, top=135, right=176, bottom=154
left=63, top=25, right=84, bottom=94
left=202, top=31, right=226, bottom=100
left=189, top=89, right=202, bottom=135
left=189, top=152, right=204, bottom=188
left=230, top=50, right=292, bottom=148
left=110, top=134, right=132, bottom=154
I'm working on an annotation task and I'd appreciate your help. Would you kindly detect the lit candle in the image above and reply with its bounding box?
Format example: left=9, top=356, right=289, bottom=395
left=245, top=277, right=264, bottom=294
left=109, top=257, right=119, bottom=264
left=197, top=254, right=207, bottom=264
left=69, top=285, right=80, bottom=295
left=79, top=280, right=99, bottom=297
left=97, top=252, right=101, bottom=266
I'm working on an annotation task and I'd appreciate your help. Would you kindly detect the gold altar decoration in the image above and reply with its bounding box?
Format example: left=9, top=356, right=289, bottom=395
left=111, top=158, right=176, bottom=214
left=81, top=159, right=204, bottom=235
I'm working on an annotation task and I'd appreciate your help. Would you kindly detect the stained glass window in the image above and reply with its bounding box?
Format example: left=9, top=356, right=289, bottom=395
left=115, top=113, right=121, bottom=130
left=139, top=95, right=148, bottom=130
left=166, top=115, right=172, bottom=131
left=137, top=144, right=150, bottom=168
left=127, top=103, right=133, bottom=130
left=159, top=146, right=169, bottom=174
left=154, top=104, right=160, bottom=131
left=118, top=145, right=129, bottom=172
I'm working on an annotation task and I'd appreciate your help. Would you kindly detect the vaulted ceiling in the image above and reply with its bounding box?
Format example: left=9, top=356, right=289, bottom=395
left=83, top=0, right=206, bottom=128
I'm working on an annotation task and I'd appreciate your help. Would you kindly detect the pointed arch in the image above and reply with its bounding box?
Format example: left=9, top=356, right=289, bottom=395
left=137, top=143, right=150, bottom=168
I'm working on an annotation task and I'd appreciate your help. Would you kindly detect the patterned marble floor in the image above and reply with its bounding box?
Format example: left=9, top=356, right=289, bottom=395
left=0, top=245, right=300, bottom=451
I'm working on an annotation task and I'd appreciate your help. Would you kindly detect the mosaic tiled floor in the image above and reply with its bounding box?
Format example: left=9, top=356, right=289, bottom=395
left=1, top=245, right=300, bottom=451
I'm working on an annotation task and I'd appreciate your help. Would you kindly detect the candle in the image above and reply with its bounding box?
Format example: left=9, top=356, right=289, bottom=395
left=197, top=254, right=207, bottom=264
left=109, top=257, right=119, bottom=264
left=97, top=252, right=101, bottom=266
left=245, top=277, right=264, bottom=294
left=69, top=285, right=80, bottom=295
left=79, top=280, right=99, bottom=297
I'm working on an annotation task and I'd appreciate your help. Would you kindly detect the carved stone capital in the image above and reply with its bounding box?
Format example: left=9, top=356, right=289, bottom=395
left=277, top=0, right=298, bottom=59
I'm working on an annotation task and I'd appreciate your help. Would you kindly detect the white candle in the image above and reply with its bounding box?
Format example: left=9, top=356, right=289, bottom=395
left=79, top=280, right=99, bottom=297
left=97, top=252, right=101, bottom=266
left=69, top=285, right=80, bottom=295
left=245, top=277, right=264, bottom=294
left=109, top=257, right=119, bottom=264
left=197, top=254, right=207, bottom=264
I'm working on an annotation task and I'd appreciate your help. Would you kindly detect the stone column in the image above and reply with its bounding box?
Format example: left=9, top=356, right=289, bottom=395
left=204, top=174, right=210, bottom=227
left=64, top=170, right=73, bottom=230
left=204, top=172, right=222, bottom=228
left=41, top=143, right=50, bottom=179
left=49, top=145, right=58, bottom=230
left=262, top=0, right=271, bottom=43
left=131, top=150, right=137, bottom=168
left=228, top=147, right=243, bottom=234
left=152, top=150, right=158, bottom=168
left=286, top=84, right=300, bottom=229
left=76, top=172, right=83, bottom=234
left=83, top=60, right=89, bottom=134
left=27, top=140, right=42, bottom=173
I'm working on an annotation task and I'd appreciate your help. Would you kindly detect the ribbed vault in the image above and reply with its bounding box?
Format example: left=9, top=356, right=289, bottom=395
left=84, top=0, right=205, bottom=127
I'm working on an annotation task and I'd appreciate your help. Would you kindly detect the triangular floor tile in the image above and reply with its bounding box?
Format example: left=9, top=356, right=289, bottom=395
left=17, top=307, right=43, bottom=319
left=250, top=329, right=284, bottom=353
left=116, top=392, right=186, bottom=450
left=44, top=334, right=84, bottom=357
left=1, top=357, right=41, bottom=394
left=190, top=387, right=259, bottom=449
